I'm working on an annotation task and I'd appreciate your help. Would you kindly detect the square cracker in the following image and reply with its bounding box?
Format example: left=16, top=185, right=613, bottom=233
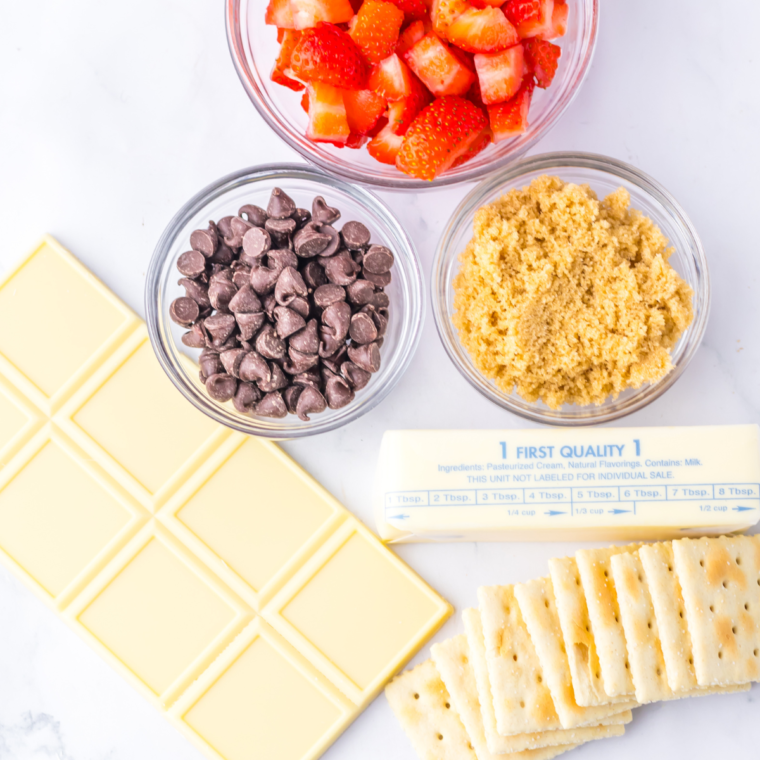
left=672, top=535, right=760, bottom=686
left=548, top=556, right=625, bottom=707
left=434, top=629, right=626, bottom=760
left=575, top=544, right=643, bottom=698
left=611, top=550, right=749, bottom=703
left=513, top=577, right=638, bottom=729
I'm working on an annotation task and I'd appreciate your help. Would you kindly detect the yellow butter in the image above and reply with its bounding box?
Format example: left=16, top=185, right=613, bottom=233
left=375, top=427, right=760, bottom=543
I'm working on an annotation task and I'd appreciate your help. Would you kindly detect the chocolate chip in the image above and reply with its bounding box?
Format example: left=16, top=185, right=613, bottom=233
left=292, top=208, right=312, bottom=228
left=293, top=224, right=332, bottom=258
left=231, top=216, right=253, bottom=237
left=208, top=278, right=237, bottom=313
left=179, top=277, right=211, bottom=309
left=349, top=312, right=378, bottom=344
left=322, top=301, right=352, bottom=341
left=181, top=324, right=206, bottom=348
left=316, top=225, right=341, bottom=258
left=267, top=248, right=299, bottom=274
left=249, top=264, right=280, bottom=294
left=370, top=290, right=390, bottom=309
left=323, top=369, right=355, bottom=409
left=296, top=385, right=327, bottom=421
left=283, top=384, right=303, bottom=414
left=235, top=311, right=266, bottom=341
left=239, top=351, right=270, bottom=384
left=241, top=227, right=271, bottom=265
left=191, top=228, right=217, bottom=257
left=293, top=369, right=322, bottom=389
left=285, top=347, right=320, bottom=374
left=199, top=349, right=224, bottom=379
left=212, top=243, right=235, bottom=266
left=266, top=217, right=297, bottom=237
left=263, top=293, right=277, bottom=320
left=314, top=284, right=346, bottom=308
left=324, top=253, right=358, bottom=286
left=363, top=244, right=394, bottom=274
left=221, top=348, right=247, bottom=377
left=362, top=268, right=392, bottom=287
left=239, top=204, right=268, bottom=227
left=289, top=318, right=319, bottom=354
left=203, top=313, right=236, bottom=344
left=365, top=305, right=389, bottom=337
left=258, top=361, right=289, bottom=392
left=348, top=342, right=381, bottom=373
left=274, top=306, right=306, bottom=339
left=206, top=373, right=237, bottom=402
left=275, top=267, right=308, bottom=307
left=217, top=216, right=235, bottom=238
left=233, top=382, right=261, bottom=413
left=255, top=323, right=287, bottom=360
left=210, top=266, right=233, bottom=283
left=232, top=266, right=252, bottom=289
left=255, top=391, right=288, bottom=418
left=319, top=329, right=344, bottom=358
left=341, top=361, right=372, bottom=390
left=289, top=296, right=310, bottom=319
left=341, top=221, right=370, bottom=250
left=227, top=284, right=260, bottom=314
left=321, top=345, right=348, bottom=375
left=346, top=279, right=375, bottom=305
left=170, top=297, right=200, bottom=327
left=312, top=196, right=340, bottom=225
left=302, top=260, right=328, bottom=289
left=177, top=250, right=207, bottom=278
left=267, top=188, right=296, bottom=219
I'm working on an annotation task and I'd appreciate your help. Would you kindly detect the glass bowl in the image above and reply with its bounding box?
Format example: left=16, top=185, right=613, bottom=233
left=146, top=164, right=424, bottom=438
left=432, top=152, right=710, bottom=425
left=225, top=0, right=599, bottom=189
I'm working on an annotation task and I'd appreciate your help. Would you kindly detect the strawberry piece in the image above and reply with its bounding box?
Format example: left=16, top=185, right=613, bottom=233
left=343, top=88, right=388, bottom=133
left=523, top=37, right=560, bottom=87
left=368, top=122, right=405, bottom=163
left=465, top=77, right=485, bottom=106
left=486, top=77, right=533, bottom=141
left=306, top=82, right=351, bottom=144
left=452, top=124, right=492, bottom=166
left=541, top=0, right=567, bottom=39
left=386, top=0, right=428, bottom=21
left=404, top=33, right=475, bottom=96
left=387, top=75, right=433, bottom=134
left=266, top=0, right=295, bottom=27
left=290, top=0, right=355, bottom=30
left=349, top=0, right=405, bottom=63
left=291, top=23, right=368, bottom=88
left=503, top=0, right=554, bottom=38
left=346, top=132, right=369, bottom=148
left=474, top=44, right=524, bottom=104
left=445, top=7, right=519, bottom=53
left=271, top=30, right=305, bottom=91
left=431, top=0, right=470, bottom=35
left=396, top=19, right=429, bottom=55
left=369, top=53, right=415, bottom=99
left=301, top=90, right=310, bottom=112
left=396, top=95, right=488, bottom=180
left=470, top=0, right=507, bottom=7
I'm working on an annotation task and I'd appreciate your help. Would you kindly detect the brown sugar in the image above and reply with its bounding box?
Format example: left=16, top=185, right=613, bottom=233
left=452, top=175, right=694, bottom=409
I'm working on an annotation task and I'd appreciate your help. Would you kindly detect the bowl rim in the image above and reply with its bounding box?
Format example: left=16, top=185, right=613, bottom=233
left=224, top=0, right=600, bottom=190
left=145, top=162, right=425, bottom=438
left=431, top=150, right=711, bottom=426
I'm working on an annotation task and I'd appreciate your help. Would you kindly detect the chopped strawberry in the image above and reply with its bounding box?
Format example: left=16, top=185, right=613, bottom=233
left=301, top=90, right=310, bottom=112
left=431, top=0, right=470, bottom=34
left=396, top=19, right=429, bottom=55
left=404, top=33, right=475, bottom=96
left=465, top=76, right=485, bottom=106
left=396, top=96, right=488, bottom=179
left=306, top=82, right=351, bottom=144
left=470, top=0, right=507, bottom=7
left=541, top=0, right=567, bottom=39
left=474, top=44, right=524, bottom=104
left=368, top=122, right=405, bottom=163
left=487, top=77, right=533, bottom=140
left=266, top=0, right=295, bottom=27
left=452, top=124, right=492, bottom=166
left=271, top=30, right=304, bottom=91
left=387, top=75, right=433, bottom=134
left=523, top=37, right=559, bottom=87
left=346, top=132, right=369, bottom=148
left=386, top=0, right=428, bottom=21
left=291, top=23, right=368, bottom=88
left=369, top=53, right=416, bottom=99
left=445, top=7, right=519, bottom=53
left=503, top=0, right=554, bottom=38
left=343, top=88, right=387, bottom=133
left=349, top=0, right=405, bottom=63
left=290, top=0, right=355, bottom=29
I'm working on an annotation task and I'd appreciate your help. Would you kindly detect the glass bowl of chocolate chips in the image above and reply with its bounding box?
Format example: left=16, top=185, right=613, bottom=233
left=146, top=164, right=423, bottom=438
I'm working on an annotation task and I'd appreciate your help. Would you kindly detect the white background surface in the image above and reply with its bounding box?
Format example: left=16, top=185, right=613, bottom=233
left=2, top=1, right=760, bottom=759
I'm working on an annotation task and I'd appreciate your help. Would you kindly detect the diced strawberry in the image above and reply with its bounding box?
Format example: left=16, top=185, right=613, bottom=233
left=290, top=0, right=355, bottom=30
left=503, top=0, right=553, bottom=38
left=465, top=77, right=485, bottom=106
left=387, top=75, right=433, bottom=134
left=291, top=23, right=368, bottom=88
left=445, top=7, right=519, bottom=53
left=349, top=0, right=405, bottom=63
left=452, top=124, right=492, bottom=166
left=346, top=132, right=369, bottom=148
left=541, top=0, right=567, bottom=39
left=306, top=82, right=351, bottom=144
left=404, top=33, right=475, bottom=96
left=396, top=19, right=429, bottom=56
left=301, top=90, right=310, bottom=112
left=386, top=0, right=428, bottom=21
left=431, top=0, right=470, bottom=35
left=470, top=0, right=506, bottom=7
left=396, top=95, right=488, bottom=179
left=368, top=122, right=405, bottom=163
left=266, top=0, right=295, bottom=27
left=369, top=53, right=415, bottom=99
left=474, top=44, right=523, bottom=104
left=487, top=77, right=533, bottom=140
left=343, top=89, right=387, bottom=133
left=523, top=37, right=559, bottom=87
left=271, top=30, right=305, bottom=91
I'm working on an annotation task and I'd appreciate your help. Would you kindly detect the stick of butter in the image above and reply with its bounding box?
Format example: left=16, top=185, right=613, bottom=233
left=375, top=426, right=760, bottom=543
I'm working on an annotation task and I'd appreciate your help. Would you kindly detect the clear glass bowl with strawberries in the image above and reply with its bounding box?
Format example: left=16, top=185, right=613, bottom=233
left=226, top=0, right=598, bottom=187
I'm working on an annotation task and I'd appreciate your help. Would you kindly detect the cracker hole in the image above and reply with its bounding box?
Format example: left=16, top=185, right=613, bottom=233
left=576, top=578, right=580, bottom=586
left=745, top=603, right=750, bottom=611
left=656, top=668, right=661, bottom=676
left=754, top=650, right=758, bottom=657
left=513, top=654, right=518, bottom=662
left=585, top=625, right=590, bottom=632
left=689, top=658, right=694, bottom=665
left=679, top=610, right=684, bottom=618
left=462, top=656, right=468, bottom=665
left=732, top=626, right=737, bottom=635
left=718, top=650, right=723, bottom=659
left=544, top=600, right=549, bottom=608
left=445, top=702, right=450, bottom=709
left=647, top=621, right=652, bottom=629
left=625, top=661, right=630, bottom=669
left=757, top=579, right=759, bottom=587
left=700, top=560, right=704, bottom=567
left=709, top=606, right=714, bottom=613
left=437, top=734, right=443, bottom=741
left=614, top=616, right=619, bottom=623
left=638, top=575, right=643, bottom=582
left=604, top=571, right=608, bottom=578
left=537, top=675, right=543, bottom=683
left=468, top=743, right=474, bottom=750
left=595, top=672, right=600, bottom=679
left=520, top=701, right=525, bottom=708
left=667, top=565, right=673, bottom=572
left=723, top=581, right=728, bottom=589
left=413, top=693, right=419, bottom=700
left=735, top=556, right=741, bottom=565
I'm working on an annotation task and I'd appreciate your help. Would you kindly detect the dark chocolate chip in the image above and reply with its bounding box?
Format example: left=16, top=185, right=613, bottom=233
left=341, top=361, right=371, bottom=390
left=314, top=284, right=346, bottom=308
left=283, top=384, right=303, bottom=414
left=190, top=228, right=217, bottom=257
left=348, top=342, right=381, bottom=373
left=203, top=313, right=236, bottom=344
left=275, top=267, right=308, bottom=307
left=321, top=345, right=348, bottom=375
left=293, top=369, right=322, bottom=389
left=221, top=348, right=247, bottom=378
left=249, top=264, right=280, bottom=294
left=324, top=253, right=358, bottom=286
left=312, top=196, right=341, bottom=225
left=206, top=373, right=237, bottom=402
left=346, top=279, right=375, bottom=305
left=229, top=284, right=262, bottom=314
left=296, top=385, right=327, bottom=421
left=324, top=370, right=355, bottom=409
left=211, top=243, right=235, bottom=265
left=170, top=297, right=200, bottom=327
left=363, top=244, right=394, bottom=274
left=316, top=225, right=341, bottom=258
left=265, top=217, right=296, bottom=237
left=217, top=216, right=235, bottom=239
left=257, top=361, right=289, bottom=393
left=232, top=267, right=252, bottom=289
left=263, top=293, right=277, bottom=320
left=362, top=268, right=392, bottom=287
left=293, top=224, right=332, bottom=258
left=365, top=305, right=388, bottom=337
left=302, top=260, right=328, bottom=289
left=267, top=248, right=299, bottom=272
left=241, top=227, right=271, bottom=265
left=239, top=351, right=270, bottom=384
left=319, top=329, right=344, bottom=358
left=341, top=221, right=370, bottom=250
left=370, top=290, right=390, bottom=309
left=210, top=266, right=233, bottom=283
left=274, top=306, right=306, bottom=339
left=200, top=349, right=224, bottom=378
left=231, top=216, right=254, bottom=237
left=179, top=277, right=211, bottom=309
left=255, top=323, right=287, bottom=360
left=292, top=208, right=312, bottom=228
left=284, top=347, right=320, bottom=375
left=208, top=278, right=237, bottom=313
left=181, top=324, right=206, bottom=348
left=267, top=188, right=297, bottom=219
left=239, top=204, right=268, bottom=227
left=235, top=311, right=266, bottom=342
left=322, top=301, right=352, bottom=341
left=255, top=391, right=288, bottom=418
left=233, top=382, right=261, bottom=413
left=177, top=250, right=207, bottom=278
left=289, top=318, right=320, bottom=354
left=349, top=312, right=378, bottom=344
left=289, top=296, right=310, bottom=319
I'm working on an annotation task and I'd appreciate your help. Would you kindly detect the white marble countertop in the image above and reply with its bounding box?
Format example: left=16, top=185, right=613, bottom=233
left=2, top=1, right=759, bottom=758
